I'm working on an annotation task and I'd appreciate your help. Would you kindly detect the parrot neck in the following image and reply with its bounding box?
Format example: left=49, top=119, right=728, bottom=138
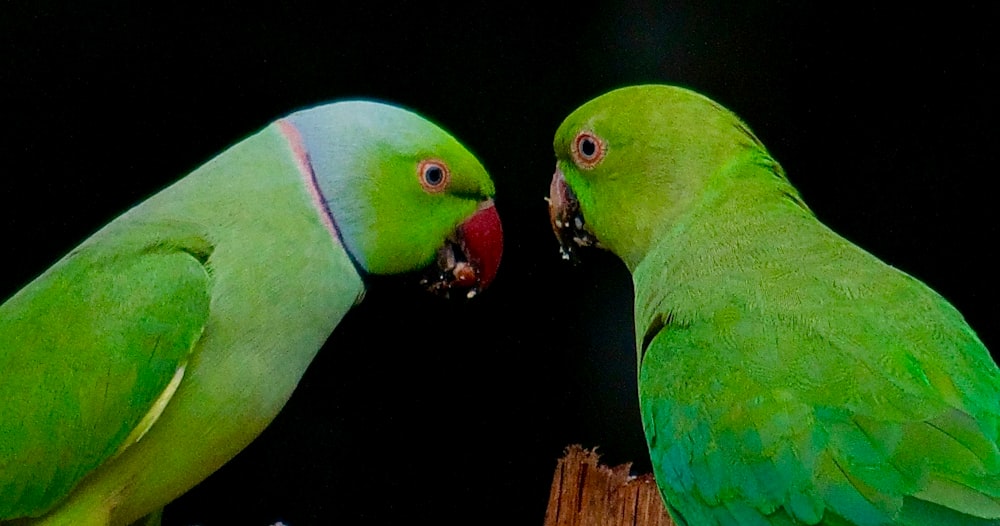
left=621, top=150, right=807, bottom=273
left=631, top=155, right=815, bottom=333
left=277, top=116, right=372, bottom=276
left=278, top=120, right=343, bottom=245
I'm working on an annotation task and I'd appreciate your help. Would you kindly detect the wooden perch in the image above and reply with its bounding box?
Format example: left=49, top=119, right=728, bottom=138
left=544, top=445, right=674, bottom=526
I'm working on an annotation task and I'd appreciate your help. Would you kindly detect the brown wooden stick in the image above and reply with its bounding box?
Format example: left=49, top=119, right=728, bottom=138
left=544, top=445, right=675, bottom=526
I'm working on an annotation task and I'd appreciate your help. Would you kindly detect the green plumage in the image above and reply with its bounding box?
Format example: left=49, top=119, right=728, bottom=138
left=548, top=85, right=999, bottom=525
left=1, top=101, right=500, bottom=525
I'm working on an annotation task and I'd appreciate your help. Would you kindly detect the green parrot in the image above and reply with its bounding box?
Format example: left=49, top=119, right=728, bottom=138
left=547, top=84, right=999, bottom=525
left=1, top=100, right=502, bottom=525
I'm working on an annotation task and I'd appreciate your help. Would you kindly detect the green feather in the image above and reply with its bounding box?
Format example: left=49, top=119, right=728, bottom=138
left=2, top=101, right=499, bottom=525
left=550, top=84, right=1000, bottom=525
left=0, top=224, right=210, bottom=516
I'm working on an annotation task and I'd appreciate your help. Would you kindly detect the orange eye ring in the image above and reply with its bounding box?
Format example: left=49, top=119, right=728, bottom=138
left=572, top=131, right=606, bottom=169
left=418, top=159, right=450, bottom=193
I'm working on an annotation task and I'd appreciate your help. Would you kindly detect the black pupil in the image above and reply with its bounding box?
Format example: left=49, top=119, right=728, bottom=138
left=580, top=137, right=596, bottom=157
left=425, top=165, right=443, bottom=185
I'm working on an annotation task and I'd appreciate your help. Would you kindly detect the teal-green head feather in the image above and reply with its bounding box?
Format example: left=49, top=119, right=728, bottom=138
left=286, top=101, right=497, bottom=277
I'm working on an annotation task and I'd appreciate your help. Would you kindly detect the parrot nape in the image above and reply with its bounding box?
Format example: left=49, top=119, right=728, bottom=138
left=547, top=84, right=999, bottom=525
left=0, top=100, right=502, bottom=525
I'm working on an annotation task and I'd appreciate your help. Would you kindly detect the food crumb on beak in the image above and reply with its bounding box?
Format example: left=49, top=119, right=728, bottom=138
left=549, top=166, right=598, bottom=262
left=420, top=201, right=502, bottom=299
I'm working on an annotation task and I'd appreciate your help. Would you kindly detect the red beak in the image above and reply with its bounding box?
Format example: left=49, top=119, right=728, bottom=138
left=422, top=199, right=503, bottom=299
left=459, top=200, right=503, bottom=291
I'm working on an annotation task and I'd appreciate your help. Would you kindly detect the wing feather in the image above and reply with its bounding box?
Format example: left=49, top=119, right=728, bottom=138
left=0, top=223, right=211, bottom=518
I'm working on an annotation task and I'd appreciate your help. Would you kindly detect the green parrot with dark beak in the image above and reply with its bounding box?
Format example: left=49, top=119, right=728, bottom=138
left=548, top=84, right=999, bottom=525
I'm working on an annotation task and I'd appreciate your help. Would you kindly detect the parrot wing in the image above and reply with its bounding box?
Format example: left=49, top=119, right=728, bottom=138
left=0, top=220, right=213, bottom=519
left=640, top=303, right=1000, bottom=526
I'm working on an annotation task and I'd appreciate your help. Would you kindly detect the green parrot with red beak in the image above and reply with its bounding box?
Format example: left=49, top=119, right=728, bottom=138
left=1, top=100, right=502, bottom=525
left=548, top=84, right=999, bottom=525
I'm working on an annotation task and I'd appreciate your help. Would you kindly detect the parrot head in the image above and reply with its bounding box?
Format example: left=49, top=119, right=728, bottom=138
left=548, top=84, right=773, bottom=270
left=285, top=101, right=502, bottom=299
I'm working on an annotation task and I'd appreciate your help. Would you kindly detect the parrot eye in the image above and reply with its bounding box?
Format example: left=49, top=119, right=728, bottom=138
left=572, top=131, right=606, bottom=168
left=418, top=160, right=450, bottom=193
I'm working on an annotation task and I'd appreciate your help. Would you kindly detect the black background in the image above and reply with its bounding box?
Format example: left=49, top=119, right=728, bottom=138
left=3, top=3, right=996, bottom=525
